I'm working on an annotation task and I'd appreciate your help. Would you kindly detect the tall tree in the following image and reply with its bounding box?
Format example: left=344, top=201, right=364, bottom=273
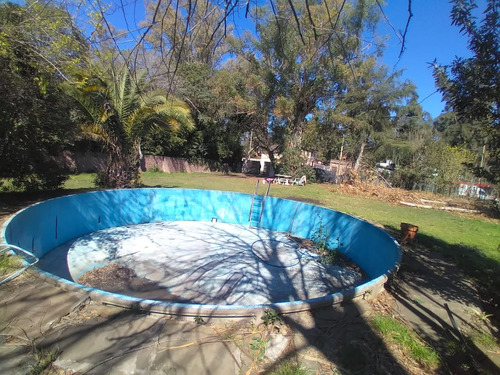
left=330, top=59, right=416, bottom=170
left=237, top=0, right=381, bottom=170
left=0, top=1, right=88, bottom=190
left=142, top=0, right=232, bottom=85
left=433, top=0, right=499, bottom=183
left=172, top=61, right=253, bottom=166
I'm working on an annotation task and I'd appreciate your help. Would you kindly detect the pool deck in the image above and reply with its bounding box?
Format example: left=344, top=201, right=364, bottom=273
left=0, top=273, right=249, bottom=374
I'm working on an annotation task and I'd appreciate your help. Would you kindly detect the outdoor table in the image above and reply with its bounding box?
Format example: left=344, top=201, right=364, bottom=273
left=275, top=174, right=293, bottom=185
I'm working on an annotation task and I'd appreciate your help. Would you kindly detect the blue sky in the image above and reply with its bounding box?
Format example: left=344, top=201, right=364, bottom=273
left=377, top=1, right=475, bottom=119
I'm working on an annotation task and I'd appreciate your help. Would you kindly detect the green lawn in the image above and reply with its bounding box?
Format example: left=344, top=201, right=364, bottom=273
left=63, top=171, right=498, bottom=289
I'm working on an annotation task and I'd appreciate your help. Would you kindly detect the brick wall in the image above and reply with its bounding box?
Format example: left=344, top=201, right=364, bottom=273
left=71, top=152, right=213, bottom=174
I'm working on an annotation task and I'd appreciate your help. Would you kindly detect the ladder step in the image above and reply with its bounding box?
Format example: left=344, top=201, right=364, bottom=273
left=249, top=179, right=270, bottom=227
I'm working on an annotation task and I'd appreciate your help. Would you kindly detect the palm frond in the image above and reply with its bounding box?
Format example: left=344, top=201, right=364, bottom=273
left=125, top=98, right=194, bottom=140
left=110, top=68, right=150, bottom=124
left=80, top=123, right=118, bottom=151
left=82, top=85, right=106, bottom=93
left=63, top=83, right=103, bottom=124
left=68, top=68, right=194, bottom=159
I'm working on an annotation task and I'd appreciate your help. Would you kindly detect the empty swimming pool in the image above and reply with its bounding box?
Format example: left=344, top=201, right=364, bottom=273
left=2, top=188, right=401, bottom=316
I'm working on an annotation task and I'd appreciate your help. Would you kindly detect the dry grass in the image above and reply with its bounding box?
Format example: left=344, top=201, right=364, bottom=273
left=335, top=181, right=498, bottom=219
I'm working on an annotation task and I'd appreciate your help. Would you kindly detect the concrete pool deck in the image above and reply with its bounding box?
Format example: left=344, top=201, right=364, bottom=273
left=2, top=244, right=497, bottom=375
left=39, top=222, right=364, bottom=306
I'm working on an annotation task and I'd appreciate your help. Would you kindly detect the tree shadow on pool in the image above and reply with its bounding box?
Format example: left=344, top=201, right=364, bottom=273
left=167, top=223, right=410, bottom=374
left=245, top=226, right=408, bottom=374
left=26, top=220, right=413, bottom=373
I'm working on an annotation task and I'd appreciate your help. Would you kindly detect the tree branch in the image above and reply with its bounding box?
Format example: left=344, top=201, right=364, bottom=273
left=286, top=0, right=306, bottom=44
left=305, top=0, right=318, bottom=41
left=399, top=0, right=413, bottom=58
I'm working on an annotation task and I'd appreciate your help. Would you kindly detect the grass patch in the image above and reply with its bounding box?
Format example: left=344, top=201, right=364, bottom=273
left=141, top=171, right=258, bottom=193
left=63, top=173, right=96, bottom=190
left=29, top=347, right=59, bottom=375
left=269, top=360, right=309, bottom=375
left=0, top=252, right=23, bottom=277
left=371, top=314, right=440, bottom=369
left=470, top=330, right=499, bottom=350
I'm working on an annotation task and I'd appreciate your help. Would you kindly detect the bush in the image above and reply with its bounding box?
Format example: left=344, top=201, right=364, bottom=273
left=9, top=158, right=69, bottom=191
left=276, top=164, right=316, bottom=183
left=293, top=165, right=316, bottom=183
left=391, top=168, right=425, bottom=190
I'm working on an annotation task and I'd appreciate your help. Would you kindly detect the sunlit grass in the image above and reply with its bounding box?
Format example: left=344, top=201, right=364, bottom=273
left=371, top=314, right=440, bottom=369
left=470, top=330, right=499, bottom=350
left=268, top=360, right=309, bottom=375
left=64, top=174, right=96, bottom=190
left=0, top=253, right=23, bottom=277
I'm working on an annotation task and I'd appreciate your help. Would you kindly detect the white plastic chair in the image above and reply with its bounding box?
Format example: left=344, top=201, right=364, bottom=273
left=292, top=175, right=307, bottom=186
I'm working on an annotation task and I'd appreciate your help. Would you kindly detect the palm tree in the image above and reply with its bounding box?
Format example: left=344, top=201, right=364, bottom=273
left=66, top=68, right=194, bottom=187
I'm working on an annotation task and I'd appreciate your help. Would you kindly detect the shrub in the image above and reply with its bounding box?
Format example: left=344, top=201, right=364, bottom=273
left=262, top=308, right=283, bottom=326
left=10, top=158, right=69, bottom=191
left=390, top=168, right=424, bottom=190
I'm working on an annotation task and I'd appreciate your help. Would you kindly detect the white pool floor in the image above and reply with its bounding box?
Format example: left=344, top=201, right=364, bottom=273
left=39, top=221, right=364, bottom=306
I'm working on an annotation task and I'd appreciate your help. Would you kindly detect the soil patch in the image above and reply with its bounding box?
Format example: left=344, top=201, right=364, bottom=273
left=78, top=263, right=188, bottom=302
left=287, top=235, right=365, bottom=276
left=387, top=241, right=500, bottom=373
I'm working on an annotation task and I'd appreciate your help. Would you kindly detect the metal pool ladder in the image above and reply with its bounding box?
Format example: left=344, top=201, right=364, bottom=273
left=0, top=243, right=39, bottom=286
left=249, top=179, right=271, bottom=227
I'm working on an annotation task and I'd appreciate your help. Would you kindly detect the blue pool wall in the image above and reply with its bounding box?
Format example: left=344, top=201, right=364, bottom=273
left=3, top=188, right=400, bottom=282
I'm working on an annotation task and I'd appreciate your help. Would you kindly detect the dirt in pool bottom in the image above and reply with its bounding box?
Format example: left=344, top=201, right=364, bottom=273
left=78, top=263, right=189, bottom=302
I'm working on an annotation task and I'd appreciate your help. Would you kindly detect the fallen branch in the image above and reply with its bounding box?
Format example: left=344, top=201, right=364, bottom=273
left=400, top=201, right=432, bottom=209
left=420, top=199, right=446, bottom=205
left=400, top=201, right=479, bottom=213
left=439, top=206, right=479, bottom=214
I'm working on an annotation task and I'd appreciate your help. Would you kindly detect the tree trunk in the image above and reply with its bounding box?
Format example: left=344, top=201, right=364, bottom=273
left=354, top=141, right=366, bottom=171
left=268, top=150, right=276, bottom=177
left=137, top=140, right=146, bottom=171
